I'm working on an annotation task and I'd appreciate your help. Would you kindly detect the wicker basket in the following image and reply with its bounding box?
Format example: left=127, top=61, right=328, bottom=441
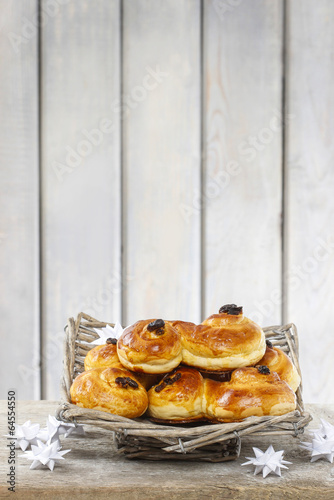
left=56, top=312, right=312, bottom=462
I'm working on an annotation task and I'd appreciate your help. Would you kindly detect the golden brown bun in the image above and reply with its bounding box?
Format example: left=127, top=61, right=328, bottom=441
left=70, top=367, right=148, bottom=418
left=83, top=343, right=159, bottom=390
left=117, top=307, right=265, bottom=373
left=204, top=366, right=296, bottom=422
left=256, top=344, right=301, bottom=392
left=167, top=320, right=197, bottom=336
left=180, top=306, right=266, bottom=371
left=117, top=319, right=183, bottom=374
left=84, top=343, right=120, bottom=371
left=147, top=367, right=205, bottom=423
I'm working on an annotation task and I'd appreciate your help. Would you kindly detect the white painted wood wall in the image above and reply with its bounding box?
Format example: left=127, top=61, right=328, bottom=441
left=1, top=0, right=333, bottom=404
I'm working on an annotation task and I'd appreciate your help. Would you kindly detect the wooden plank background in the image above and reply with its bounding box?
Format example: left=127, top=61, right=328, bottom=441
left=122, top=0, right=201, bottom=325
left=284, top=0, right=334, bottom=407
left=203, top=0, right=283, bottom=324
left=0, top=0, right=40, bottom=399
left=0, top=0, right=333, bottom=404
left=40, top=0, right=122, bottom=402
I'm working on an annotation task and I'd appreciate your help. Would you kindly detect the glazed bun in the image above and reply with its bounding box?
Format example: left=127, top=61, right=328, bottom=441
left=84, top=340, right=160, bottom=390
left=70, top=366, right=148, bottom=418
left=180, top=305, right=266, bottom=371
left=147, top=365, right=297, bottom=424
left=117, top=319, right=183, bottom=374
left=84, top=339, right=121, bottom=371
left=256, top=341, right=301, bottom=392
left=147, top=367, right=205, bottom=423
left=204, top=366, right=296, bottom=422
left=117, top=306, right=265, bottom=374
left=167, top=319, right=197, bottom=337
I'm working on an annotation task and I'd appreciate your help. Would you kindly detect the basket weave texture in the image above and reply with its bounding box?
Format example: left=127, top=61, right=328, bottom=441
left=56, top=312, right=312, bottom=462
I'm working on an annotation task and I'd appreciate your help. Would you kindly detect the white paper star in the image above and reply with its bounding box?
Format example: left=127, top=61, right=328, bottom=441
left=242, top=445, right=291, bottom=478
left=91, top=322, right=126, bottom=345
left=61, top=422, right=86, bottom=438
left=19, top=439, right=70, bottom=471
left=313, top=419, right=334, bottom=441
left=38, top=415, right=85, bottom=446
left=4, top=420, right=40, bottom=451
left=36, top=426, right=50, bottom=443
left=38, top=415, right=62, bottom=445
left=300, top=419, right=334, bottom=463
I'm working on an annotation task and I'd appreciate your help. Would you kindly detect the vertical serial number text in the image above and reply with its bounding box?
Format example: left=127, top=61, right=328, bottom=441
left=7, top=390, right=16, bottom=493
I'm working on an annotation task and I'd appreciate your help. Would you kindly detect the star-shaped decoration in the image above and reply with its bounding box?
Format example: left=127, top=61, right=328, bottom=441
left=91, top=322, right=126, bottom=345
left=313, top=419, right=334, bottom=441
left=301, top=436, right=334, bottom=463
left=19, top=439, right=70, bottom=471
left=38, top=415, right=85, bottom=446
left=4, top=420, right=40, bottom=451
left=300, top=419, right=334, bottom=463
left=60, top=422, right=85, bottom=438
left=38, top=415, right=63, bottom=446
left=242, top=445, right=291, bottom=478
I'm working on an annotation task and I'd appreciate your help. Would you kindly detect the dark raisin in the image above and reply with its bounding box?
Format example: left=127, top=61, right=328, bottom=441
left=257, top=365, right=270, bottom=375
left=115, top=376, right=139, bottom=389
left=147, top=319, right=165, bottom=332
left=106, top=338, right=117, bottom=345
left=115, top=377, right=128, bottom=387
left=172, top=372, right=182, bottom=382
left=163, top=372, right=181, bottom=385
left=162, top=371, right=175, bottom=382
left=266, top=339, right=273, bottom=349
left=126, top=377, right=139, bottom=389
left=219, top=304, right=243, bottom=315
left=155, top=371, right=182, bottom=392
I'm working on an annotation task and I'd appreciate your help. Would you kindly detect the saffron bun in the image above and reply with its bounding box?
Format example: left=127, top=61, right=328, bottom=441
left=70, top=366, right=148, bottom=418
left=204, top=366, right=296, bottom=422
left=147, top=367, right=205, bottom=423
left=117, top=319, right=183, bottom=374
left=256, top=342, right=301, bottom=392
left=84, top=341, right=120, bottom=371
left=84, top=342, right=160, bottom=390
left=167, top=319, right=197, bottom=337
left=180, top=305, right=266, bottom=371
left=147, top=365, right=296, bottom=424
left=117, top=306, right=265, bottom=374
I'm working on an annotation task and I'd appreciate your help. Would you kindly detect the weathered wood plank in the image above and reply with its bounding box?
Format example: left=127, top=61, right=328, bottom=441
left=285, top=0, right=334, bottom=404
left=0, top=0, right=40, bottom=398
left=0, top=401, right=332, bottom=499
left=122, top=0, right=201, bottom=325
left=41, top=0, right=121, bottom=398
left=203, top=0, right=283, bottom=325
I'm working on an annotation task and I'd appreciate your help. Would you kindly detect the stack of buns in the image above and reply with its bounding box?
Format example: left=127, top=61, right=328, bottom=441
left=70, top=304, right=300, bottom=423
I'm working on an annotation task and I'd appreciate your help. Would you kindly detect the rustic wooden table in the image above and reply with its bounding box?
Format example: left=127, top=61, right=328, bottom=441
left=0, top=402, right=333, bottom=499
